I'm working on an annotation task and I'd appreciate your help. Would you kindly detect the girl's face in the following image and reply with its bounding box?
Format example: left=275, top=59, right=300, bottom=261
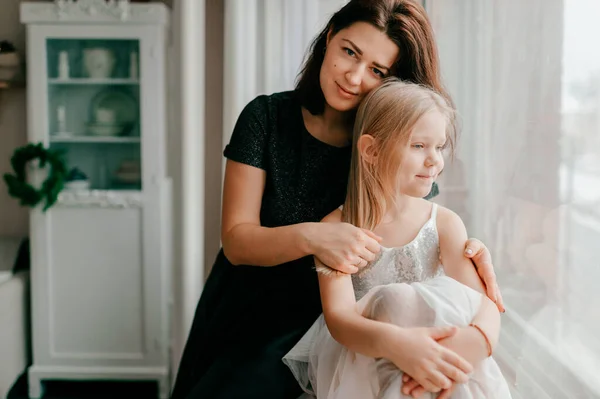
left=396, top=110, right=447, bottom=198
left=320, top=22, right=399, bottom=113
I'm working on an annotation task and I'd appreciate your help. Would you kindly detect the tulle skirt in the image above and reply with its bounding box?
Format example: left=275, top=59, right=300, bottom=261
left=282, top=276, right=512, bottom=399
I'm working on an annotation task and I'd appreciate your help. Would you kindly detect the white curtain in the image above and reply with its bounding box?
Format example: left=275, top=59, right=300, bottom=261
left=169, top=0, right=206, bottom=380
left=222, top=0, right=348, bottom=149
left=427, top=0, right=600, bottom=397
left=207, top=0, right=600, bottom=396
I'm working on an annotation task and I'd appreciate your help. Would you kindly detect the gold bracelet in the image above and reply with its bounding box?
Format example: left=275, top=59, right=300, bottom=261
left=469, top=323, right=492, bottom=357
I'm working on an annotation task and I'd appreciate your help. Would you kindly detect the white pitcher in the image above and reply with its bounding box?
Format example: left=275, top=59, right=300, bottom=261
left=83, top=47, right=115, bottom=79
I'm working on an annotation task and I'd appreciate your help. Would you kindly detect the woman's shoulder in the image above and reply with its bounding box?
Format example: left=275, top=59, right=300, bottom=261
left=244, top=90, right=298, bottom=115
left=231, top=90, right=298, bottom=134
left=236, top=90, right=300, bottom=134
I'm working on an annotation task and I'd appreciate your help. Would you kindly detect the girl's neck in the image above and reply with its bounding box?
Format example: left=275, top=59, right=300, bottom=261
left=380, top=195, right=417, bottom=224
left=374, top=195, right=433, bottom=249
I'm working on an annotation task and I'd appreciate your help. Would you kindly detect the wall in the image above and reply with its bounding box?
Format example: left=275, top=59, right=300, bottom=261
left=0, top=0, right=28, bottom=238
left=203, top=0, right=224, bottom=277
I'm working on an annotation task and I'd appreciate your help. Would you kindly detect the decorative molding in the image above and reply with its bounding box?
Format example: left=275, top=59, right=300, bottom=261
left=20, top=1, right=169, bottom=25
left=57, top=190, right=143, bottom=208
left=56, top=0, right=130, bottom=21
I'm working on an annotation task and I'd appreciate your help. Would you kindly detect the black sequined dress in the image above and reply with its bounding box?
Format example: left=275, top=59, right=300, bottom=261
left=170, top=91, right=352, bottom=399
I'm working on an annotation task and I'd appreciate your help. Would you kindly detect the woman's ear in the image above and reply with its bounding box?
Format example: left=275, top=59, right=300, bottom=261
left=357, top=135, right=378, bottom=164
left=326, top=27, right=334, bottom=46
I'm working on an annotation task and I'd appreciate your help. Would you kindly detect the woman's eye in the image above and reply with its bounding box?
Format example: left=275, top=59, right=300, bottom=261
left=373, top=68, right=385, bottom=78
left=344, top=47, right=356, bottom=57
left=413, top=144, right=424, bottom=149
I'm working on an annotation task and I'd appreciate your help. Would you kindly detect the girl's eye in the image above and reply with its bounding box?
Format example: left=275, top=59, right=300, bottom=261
left=344, top=48, right=356, bottom=57
left=413, top=144, right=424, bottom=149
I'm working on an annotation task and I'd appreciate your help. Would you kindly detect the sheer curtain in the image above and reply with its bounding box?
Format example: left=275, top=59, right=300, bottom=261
left=427, top=0, right=600, bottom=397
left=222, top=0, right=348, bottom=149
left=217, top=1, right=600, bottom=396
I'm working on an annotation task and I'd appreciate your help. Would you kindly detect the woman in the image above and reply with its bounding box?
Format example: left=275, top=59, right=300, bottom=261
left=171, top=1, right=504, bottom=398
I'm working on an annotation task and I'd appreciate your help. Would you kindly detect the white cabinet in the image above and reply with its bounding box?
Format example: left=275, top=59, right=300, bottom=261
left=20, top=2, right=172, bottom=398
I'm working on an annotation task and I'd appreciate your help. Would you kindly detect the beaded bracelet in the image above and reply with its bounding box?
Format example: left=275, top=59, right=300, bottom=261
left=469, top=323, right=492, bottom=357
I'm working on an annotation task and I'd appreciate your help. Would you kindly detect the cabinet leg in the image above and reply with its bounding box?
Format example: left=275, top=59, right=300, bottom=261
left=27, top=373, right=44, bottom=399
left=158, top=376, right=170, bottom=399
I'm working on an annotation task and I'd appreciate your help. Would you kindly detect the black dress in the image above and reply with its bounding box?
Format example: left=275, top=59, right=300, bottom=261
left=170, top=91, right=353, bottom=399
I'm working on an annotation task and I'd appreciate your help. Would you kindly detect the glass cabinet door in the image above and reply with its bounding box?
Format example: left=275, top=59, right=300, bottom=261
left=46, top=38, right=141, bottom=191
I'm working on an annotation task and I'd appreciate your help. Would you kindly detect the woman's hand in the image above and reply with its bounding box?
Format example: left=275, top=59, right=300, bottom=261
left=308, top=222, right=382, bottom=274
left=385, top=326, right=472, bottom=394
left=464, top=238, right=505, bottom=312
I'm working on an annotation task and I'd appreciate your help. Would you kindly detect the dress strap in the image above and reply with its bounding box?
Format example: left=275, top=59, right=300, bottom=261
left=430, top=203, right=439, bottom=223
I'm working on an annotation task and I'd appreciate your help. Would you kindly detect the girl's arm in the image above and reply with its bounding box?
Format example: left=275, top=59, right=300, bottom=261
left=221, top=160, right=380, bottom=270
left=436, top=207, right=501, bottom=365
left=318, top=209, right=473, bottom=393
left=402, top=207, right=502, bottom=398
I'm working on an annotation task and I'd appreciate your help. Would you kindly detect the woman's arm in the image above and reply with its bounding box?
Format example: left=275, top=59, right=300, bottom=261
left=437, top=207, right=501, bottom=364
left=221, top=160, right=380, bottom=269
left=318, top=210, right=473, bottom=393
left=221, top=159, right=312, bottom=266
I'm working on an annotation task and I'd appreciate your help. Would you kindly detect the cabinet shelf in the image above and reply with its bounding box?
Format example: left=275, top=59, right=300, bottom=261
left=48, top=78, right=139, bottom=85
left=50, top=136, right=140, bottom=144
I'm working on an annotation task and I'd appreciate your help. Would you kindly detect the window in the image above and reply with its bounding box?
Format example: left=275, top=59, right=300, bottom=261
left=428, top=1, right=600, bottom=397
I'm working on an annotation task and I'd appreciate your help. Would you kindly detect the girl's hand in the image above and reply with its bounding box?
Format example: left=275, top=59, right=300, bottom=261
left=464, top=238, right=505, bottom=313
left=401, top=325, right=489, bottom=397
left=309, top=222, right=382, bottom=274
left=386, top=326, right=472, bottom=393
left=402, top=374, right=455, bottom=399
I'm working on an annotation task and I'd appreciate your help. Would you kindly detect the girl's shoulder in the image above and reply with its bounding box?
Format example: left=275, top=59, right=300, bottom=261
left=434, top=203, right=468, bottom=240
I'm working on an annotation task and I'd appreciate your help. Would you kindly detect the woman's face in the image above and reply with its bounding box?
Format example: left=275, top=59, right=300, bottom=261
left=320, top=22, right=399, bottom=112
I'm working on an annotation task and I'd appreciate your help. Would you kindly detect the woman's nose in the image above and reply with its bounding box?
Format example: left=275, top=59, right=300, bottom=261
left=345, top=64, right=365, bottom=87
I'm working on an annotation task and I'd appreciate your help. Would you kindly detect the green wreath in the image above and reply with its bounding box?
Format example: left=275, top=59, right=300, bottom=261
left=3, top=142, right=68, bottom=212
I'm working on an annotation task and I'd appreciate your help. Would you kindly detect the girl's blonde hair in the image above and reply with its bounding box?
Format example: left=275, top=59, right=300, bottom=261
left=342, top=78, right=458, bottom=230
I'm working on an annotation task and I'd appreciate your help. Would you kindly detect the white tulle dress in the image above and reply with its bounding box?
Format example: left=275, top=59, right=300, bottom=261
left=282, top=204, right=512, bottom=398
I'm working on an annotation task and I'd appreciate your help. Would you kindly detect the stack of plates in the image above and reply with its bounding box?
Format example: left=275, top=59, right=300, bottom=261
left=86, top=123, right=127, bottom=137
left=87, top=89, right=138, bottom=136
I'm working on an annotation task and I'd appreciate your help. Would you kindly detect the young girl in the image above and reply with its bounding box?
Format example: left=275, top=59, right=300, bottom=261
left=283, top=79, right=512, bottom=399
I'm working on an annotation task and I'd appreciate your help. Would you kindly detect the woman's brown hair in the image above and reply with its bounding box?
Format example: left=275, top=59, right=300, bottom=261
left=295, top=0, right=450, bottom=115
